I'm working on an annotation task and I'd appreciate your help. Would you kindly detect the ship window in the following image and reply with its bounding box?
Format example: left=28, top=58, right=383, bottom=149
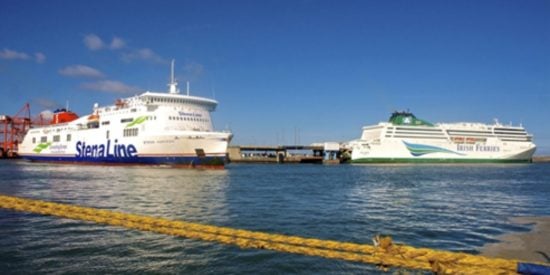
left=101, top=121, right=110, bottom=125
left=40, top=136, right=47, bottom=143
left=67, top=134, right=71, bottom=142
left=123, top=128, right=138, bottom=137
left=32, top=137, right=36, bottom=144
left=121, top=118, right=133, bottom=123
left=53, top=135, right=60, bottom=142
left=131, top=108, right=137, bottom=112
left=87, top=121, right=99, bottom=129
left=106, top=130, right=110, bottom=139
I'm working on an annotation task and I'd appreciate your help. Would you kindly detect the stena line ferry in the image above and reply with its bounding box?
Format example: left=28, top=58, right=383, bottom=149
left=18, top=60, right=232, bottom=168
left=349, top=111, right=536, bottom=163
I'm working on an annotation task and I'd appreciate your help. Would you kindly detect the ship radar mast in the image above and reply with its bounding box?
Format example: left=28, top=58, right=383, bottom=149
left=168, top=59, right=179, bottom=94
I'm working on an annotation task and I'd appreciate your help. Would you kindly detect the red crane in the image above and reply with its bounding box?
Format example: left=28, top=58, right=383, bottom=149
left=0, top=103, right=31, bottom=158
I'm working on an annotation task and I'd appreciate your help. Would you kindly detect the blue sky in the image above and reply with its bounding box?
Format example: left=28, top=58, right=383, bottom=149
left=1, top=0, right=549, bottom=154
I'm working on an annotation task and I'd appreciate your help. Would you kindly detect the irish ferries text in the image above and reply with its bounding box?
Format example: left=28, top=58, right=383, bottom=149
left=457, top=144, right=500, bottom=152
left=76, top=140, right=138, bottom=158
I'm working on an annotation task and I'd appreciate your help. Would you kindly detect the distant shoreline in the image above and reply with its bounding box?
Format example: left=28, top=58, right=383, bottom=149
left=481, top=216, right=550, bottom=263
left=532, top=156, right=550, bottom=163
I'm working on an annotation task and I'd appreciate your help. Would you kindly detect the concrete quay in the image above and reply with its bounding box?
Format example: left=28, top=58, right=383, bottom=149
left=227, top=144, right=349, bottom=164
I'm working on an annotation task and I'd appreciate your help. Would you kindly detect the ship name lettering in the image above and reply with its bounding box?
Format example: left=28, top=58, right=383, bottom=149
left=475, top=144, right=500, bottom=152
left=76, top=139, right=137, bottom=158
left=456, top=144, right=474, bottom=151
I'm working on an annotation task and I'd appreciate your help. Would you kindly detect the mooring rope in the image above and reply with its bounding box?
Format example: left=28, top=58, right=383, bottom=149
left=1, top=194, right=548, bottom=274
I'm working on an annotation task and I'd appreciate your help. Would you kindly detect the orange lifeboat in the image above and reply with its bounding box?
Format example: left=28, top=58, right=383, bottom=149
left=452, top=136, right=465, bottom=143
left=115, top=99, right=126, bottom=109
left=86, top=112, right=100, bottom=129
left=88, top=114, right=100, bottom=121
left=51, top=109, right=79, bottom=124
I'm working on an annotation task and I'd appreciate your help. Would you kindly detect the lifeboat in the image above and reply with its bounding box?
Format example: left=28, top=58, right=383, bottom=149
left=451, top=136, right=465, bottom=143
left=51, top=109, right=79, bottom=124
left=88, top=114, right=100, bottom=121
left=115, top=99, right=127, bottom=109
left=87, top=113, right=100, bottom=129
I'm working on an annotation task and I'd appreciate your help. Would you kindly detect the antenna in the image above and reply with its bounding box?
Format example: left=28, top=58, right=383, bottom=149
left=186, top=81, right=190, bottom=96
left=171, top=59, right=175, bottom=83
left=168, top=59, right=179, bottom=94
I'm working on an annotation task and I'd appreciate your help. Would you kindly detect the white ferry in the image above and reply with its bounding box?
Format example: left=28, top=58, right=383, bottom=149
left=18, top=61, right=232, bottom=168
left=349, top=111, right=536, bottom=163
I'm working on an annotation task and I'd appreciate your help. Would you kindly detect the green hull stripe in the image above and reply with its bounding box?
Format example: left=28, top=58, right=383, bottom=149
left=352, top=158, right=532, bottom=164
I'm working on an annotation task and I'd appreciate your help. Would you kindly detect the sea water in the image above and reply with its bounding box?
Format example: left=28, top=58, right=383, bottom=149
left=0, top=160, right=549, bottom=274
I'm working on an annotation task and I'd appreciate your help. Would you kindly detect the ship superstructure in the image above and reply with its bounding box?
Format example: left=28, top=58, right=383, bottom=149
left=350, top=111, right=536, bottom=163
left=18, top=60, right=232, bottom=167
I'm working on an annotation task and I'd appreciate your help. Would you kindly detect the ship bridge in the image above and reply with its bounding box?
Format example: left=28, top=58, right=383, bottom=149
left=139, top=92, right=218, bottom=111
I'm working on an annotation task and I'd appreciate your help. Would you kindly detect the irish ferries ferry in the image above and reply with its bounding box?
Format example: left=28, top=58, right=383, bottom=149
left=18, top=61, right=232, bottom=168
left=349, top=111, right=536, bottom=163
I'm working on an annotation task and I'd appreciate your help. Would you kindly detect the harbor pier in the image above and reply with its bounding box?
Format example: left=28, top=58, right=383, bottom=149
left=227, top=143, right=350, bottom=164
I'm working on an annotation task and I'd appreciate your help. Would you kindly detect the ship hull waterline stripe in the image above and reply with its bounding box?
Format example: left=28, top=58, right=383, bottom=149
left=351, top=158, right=532, bottom=164
left=18, top=155, right=227, bottom=167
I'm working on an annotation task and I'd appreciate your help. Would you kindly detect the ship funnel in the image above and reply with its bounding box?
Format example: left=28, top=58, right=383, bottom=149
left=168, top=59, right=179, bottom=94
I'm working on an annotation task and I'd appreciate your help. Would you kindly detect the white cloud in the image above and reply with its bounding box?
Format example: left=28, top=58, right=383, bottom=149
left=110, top=37, right=126, bottom=50
left=0, top=48, right=31, bottom=60
left=84, top=34, right=126, bottom=51
left=121, top=48, right=166, bottom=64
left=80, top=80, right=140, bottom=94
left=0, top=48, right=46, bottom=64
left=35, top=52, right=46, bottom=63
left=83, top=34, right=105, bottom=50
left=59, top=65, right=105, bottom=78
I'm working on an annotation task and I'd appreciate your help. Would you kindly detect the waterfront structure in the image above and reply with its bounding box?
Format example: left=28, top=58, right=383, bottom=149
left=18, top=60, right=232, bottom=167
left=349, top=111, right=536, bottom=163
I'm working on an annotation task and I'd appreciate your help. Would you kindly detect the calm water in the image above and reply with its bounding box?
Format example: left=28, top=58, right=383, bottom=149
left=1, top=160, right=549, bottom=274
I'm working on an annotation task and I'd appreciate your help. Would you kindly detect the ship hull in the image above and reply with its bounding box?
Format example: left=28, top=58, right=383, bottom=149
left=20, top=154, right=227, bottom=168
left=19, top=129, right=231, bottom=168
left=351, top=140, right=536, bottom=164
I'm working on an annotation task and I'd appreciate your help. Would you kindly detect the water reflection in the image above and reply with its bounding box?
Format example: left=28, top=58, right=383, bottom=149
left=8, top=162, right=231, bottom=224
left=346, top=164, right=536, bottom=251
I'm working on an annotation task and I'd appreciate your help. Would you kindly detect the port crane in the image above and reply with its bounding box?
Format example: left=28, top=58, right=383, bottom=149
left=0, top=103, right=31, bottom=158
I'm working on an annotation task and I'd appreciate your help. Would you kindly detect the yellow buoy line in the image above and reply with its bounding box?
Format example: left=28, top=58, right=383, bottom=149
left=0, top=194, right=548, bottom=274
